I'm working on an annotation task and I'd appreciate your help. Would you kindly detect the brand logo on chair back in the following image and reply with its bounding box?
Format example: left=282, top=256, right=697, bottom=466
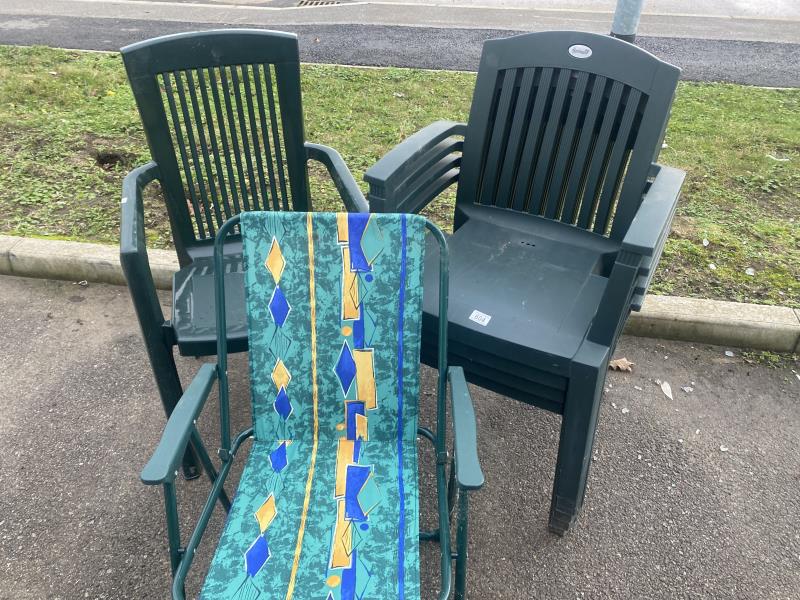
left=568, top=44, right=592, bottom=59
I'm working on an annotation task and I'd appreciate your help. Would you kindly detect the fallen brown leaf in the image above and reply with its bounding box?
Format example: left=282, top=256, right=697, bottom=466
left=609, top=357, right=635, bottom=372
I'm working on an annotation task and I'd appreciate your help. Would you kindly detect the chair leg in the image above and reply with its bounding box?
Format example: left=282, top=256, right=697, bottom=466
left=144, top=328, right=202, bottom=480
left=454, top=488, right=470, bottom=600
left=447, top=454, right=457, bottom=518
left=189, top=429, right=232, bottom=511
left=549, top=360, right=605, bottom=535
left=123, top=256, right=203, bottom=480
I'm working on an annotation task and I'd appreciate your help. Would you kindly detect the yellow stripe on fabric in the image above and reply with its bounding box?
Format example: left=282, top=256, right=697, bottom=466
left=285, top=213, right=320, bottom=600
left=353, top=349, right=377, bottom=410
left=355, top=413, right=369, bottom=441
left=341, top=247, right=360, bottom=320
left=336, top=212, right=349, bottom=243
left=330, top=499, right=354, bottom=569
left=335, top=439, right=355, bottom=498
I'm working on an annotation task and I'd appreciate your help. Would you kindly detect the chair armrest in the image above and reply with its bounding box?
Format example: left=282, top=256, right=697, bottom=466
left=120, top=162, right=166, bottom=326
left=589, top=165, right=685, bottom=344
left=365, top=120, right=466, bottom=214
left=141, top=363, right=218, bottom=485
left=448, top=366, right=484, bottom=491
left=305, top=142, right=369, bottom=213
left=121, top=161, right=160, bottom=258
left=587, top=249, right=643, bottom=347
left=622, top=164, right=685, bottom=310
left=621, top=165, right=685, bottom=257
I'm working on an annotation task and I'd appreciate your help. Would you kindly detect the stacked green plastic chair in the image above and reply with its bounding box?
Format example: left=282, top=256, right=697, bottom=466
left=366, top=31, right=685, bottom=534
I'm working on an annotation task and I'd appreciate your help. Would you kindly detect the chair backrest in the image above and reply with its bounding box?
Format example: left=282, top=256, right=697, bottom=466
left=122, top=30, right=310, bottom=260
left=238, top=212, right=427, bottom=446
left=456, top=31, right=680, bottom=241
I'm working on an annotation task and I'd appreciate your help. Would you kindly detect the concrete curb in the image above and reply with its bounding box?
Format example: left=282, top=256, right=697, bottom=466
left=0, top=234, right=175, bottom=290
left=626, top=295, right=800, bottom=354
left=2, top=235, right=798, bottom=353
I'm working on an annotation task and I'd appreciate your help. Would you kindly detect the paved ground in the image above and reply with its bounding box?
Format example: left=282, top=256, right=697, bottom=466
left=4, top=0, right=800, bottom=42
left=358, top=0, right=800, bottom=19
left=142, top=0, right=800, bottom=19
left=1, top=273, right=799, bottom=599
left=0, top=0, right=799, bottom=87
left=1, top=16, right=798, bottom=88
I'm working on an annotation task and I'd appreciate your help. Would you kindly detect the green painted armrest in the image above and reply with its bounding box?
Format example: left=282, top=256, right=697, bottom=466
left=621, top=164, right=685, bottom=257
left=590, top=166, right=685, bottom=343
left=120, top=162, right=165, bottom=326
left=141, top=363, right=218, bottom=485
left=448, top=366, right=484, bottom=491
left=622, top=164, right=685, bottom=311
left=364, top=120, right=466, bottom=213
left=121, top=161, right=160, bottom=259
left=587, top=248, right=643, bottom=347
left=305, top=142, right=369, bottom=213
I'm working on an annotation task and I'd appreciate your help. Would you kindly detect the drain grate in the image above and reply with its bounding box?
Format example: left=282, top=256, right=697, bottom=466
left=297, top=0, right=340, bottom=5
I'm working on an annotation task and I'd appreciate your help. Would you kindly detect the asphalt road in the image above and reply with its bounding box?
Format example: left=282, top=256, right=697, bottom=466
left=363, top=0, right=800, bottom=19
left=0, top=14, right=798, bottom=87
left=1, top=273, right=799, bottom=599
left=140, top=0, right=800, bottom=18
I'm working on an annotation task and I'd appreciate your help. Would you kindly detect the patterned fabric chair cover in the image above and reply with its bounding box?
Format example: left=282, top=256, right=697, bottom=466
left=139, top=211, right=482, bottom=600
left=203, top=212, right=425, bottom=599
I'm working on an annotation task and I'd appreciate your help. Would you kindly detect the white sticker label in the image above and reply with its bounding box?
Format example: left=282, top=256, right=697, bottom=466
left=469, top=310, right=492, bottom=327
left=568, top=44, right=593, bottom=59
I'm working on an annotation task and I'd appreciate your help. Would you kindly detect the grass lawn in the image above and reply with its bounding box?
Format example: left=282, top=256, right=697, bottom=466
left=0, top=45, right=797, bottom=308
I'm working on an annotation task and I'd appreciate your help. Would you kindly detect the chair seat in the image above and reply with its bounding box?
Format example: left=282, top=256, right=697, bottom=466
left=172, top=253, right=248, bottom=356
left=421, top=339, right=567, bottom=412
left=201, top=439, right=421, bottom=599
left=423, top=205, right=619, bottom=377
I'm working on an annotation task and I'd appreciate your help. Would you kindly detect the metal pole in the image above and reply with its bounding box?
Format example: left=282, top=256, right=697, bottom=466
left=611, top=0, right=646, bottom=43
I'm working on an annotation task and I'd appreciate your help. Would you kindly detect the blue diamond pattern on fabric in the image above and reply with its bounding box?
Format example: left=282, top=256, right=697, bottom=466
left=347, top=213, right=372, bottom=272
left=268, top=286, right=291, bottom=327
left=269, top=442, right=288, bottom=473
left=273, top=387, right=292, bottom=421
left=334, top=341, right=357, bottom=395
left=344, top=464, right=372, bottom=522
left=244, top=535, right=270, bottom=577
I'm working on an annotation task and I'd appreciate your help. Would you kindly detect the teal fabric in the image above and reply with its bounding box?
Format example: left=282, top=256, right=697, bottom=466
left=201, top=212, right=426, bottom=600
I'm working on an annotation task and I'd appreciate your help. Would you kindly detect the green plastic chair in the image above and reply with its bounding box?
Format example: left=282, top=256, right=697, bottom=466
left=365, top=31, right=686, bottom=534
left=140, top=212, right=484, bottom=599
left=120, top=30, right=368, bottom=479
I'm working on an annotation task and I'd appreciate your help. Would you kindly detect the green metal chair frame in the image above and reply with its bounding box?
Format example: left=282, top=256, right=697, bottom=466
left=139, top=213, right=484, bottom=599
left=365, top=31, right=685, bottom=534
left=120, top=30, right=368, bottom=479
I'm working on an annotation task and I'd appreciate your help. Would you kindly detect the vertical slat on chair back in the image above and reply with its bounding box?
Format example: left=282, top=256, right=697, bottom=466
left=456, top=31, right=680, bottom=240
left=122, top=30, right=310, bottom=259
